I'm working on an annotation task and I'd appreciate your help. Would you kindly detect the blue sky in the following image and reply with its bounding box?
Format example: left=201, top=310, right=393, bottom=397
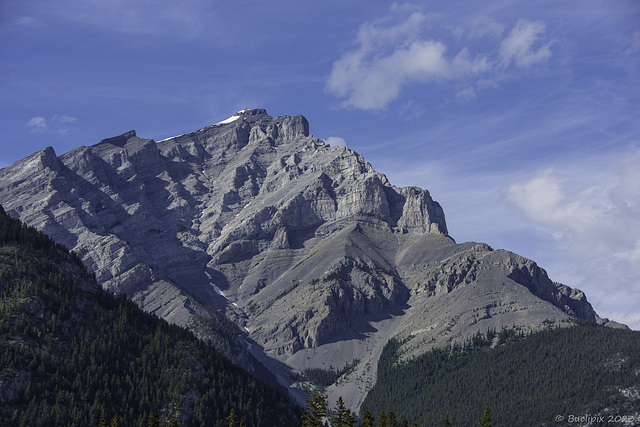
left=1, top=0, right=639, bottom=328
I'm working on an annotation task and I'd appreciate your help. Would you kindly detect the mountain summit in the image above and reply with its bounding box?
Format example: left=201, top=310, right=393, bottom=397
left=0, top=109, right=621, bottom=408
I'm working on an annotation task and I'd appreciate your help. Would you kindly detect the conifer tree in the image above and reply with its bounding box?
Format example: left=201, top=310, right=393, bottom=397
left=98, top=415, right=109, bottom=427
left=302, top=392, right=328, bottom=427
left=148, top=411, right=160, bottom=427
left=168, top=419, right=179, bottom=427
left=444, top=418, right=453, bottom=427
left=227, top=408, right=239, bottom=427
left=361, top=410, right=375, bottom=427
left=110, top=414, right=122, bottom=427
left=387, top=410, right=398, bottom=427
left=331, top=397, right=355, bottom=427
left=379, top=410, right=388, bottom=427
left=479, top=406, right=492, bottom=427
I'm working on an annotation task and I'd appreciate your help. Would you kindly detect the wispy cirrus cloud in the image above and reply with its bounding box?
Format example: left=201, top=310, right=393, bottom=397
left=50, top=0, right=211, bottom=38
left=14, top=16, right=42, bottom=27
left=504, top=151, right=640, bottom=327
left=499, top=19, right=553, bottom=68
left=326, top=4, right=553, bottom=110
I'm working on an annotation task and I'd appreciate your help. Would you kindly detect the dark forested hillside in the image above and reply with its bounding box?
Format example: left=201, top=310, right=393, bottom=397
left=361, top=323, right=640, bottom=426
left=0, top=204, right=300, bottom=426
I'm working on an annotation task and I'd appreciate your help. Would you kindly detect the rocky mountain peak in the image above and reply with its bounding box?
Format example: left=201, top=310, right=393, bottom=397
left=97, top=130, right=138, bottom=147
left=0, top=109, right=616, bottom=411
left=232, top=107, right=269, bottom=119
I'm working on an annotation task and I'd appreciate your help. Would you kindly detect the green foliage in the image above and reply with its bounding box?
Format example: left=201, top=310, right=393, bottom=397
left=378, top=410, right=413, bottom=427
left=331, top=397, right=355, bottom=427
left=361, top=410, right=375, bottom=427
left=226, top=408, right=238, bottom=427
left=322, top=271, right=349, bottom=283
left=361, top=324, right=640, bottom=426
left=0, top=206, right=300, bottom=426
left=478, top=406, right=491, bottom=427
left=246, top=299, right=261, bottom=316
left=147, top=411, right=160, bottom=427
left=301, top=392, right=327, bottom=427
left=302, top=359, right=359, bottom=389
left=110, top=414, right=122, bottom=427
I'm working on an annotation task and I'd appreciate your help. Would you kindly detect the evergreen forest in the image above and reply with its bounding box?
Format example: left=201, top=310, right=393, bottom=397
left=361, top=322, right=640, bottom=426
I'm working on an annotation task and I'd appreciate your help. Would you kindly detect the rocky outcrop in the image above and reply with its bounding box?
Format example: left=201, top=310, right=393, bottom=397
left=0, top=108, right=615, bottom=409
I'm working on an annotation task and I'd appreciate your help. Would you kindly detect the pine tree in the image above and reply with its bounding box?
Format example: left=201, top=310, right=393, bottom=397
left=98, top=415, right=109, bottom=427
left=302, top=392, right=328, bottom=427
left=387, top=410, right=398, bottom=427
left=361, top=410, right=375, bottom=427
left=479, top=406, right=492, bottom=427
left=331, top=397, right=355, bottom=427
left=444, top=418, right=453, bottom=427
left=110, top=414, right=122, bottom=427
left=148, top=411, right=160, bottom=427
left=227, top=408, right=239, bottom=427
left=379, top=410, right=388, bottom=427
left=168, top=419, right=180, bottom=427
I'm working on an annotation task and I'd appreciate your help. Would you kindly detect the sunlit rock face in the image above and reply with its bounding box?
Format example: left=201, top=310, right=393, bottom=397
left=0, top=108, right=616, bottom=408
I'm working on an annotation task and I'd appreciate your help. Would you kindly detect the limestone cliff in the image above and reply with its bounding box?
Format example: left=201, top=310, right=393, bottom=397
left=0, top=108, right=619, bottom=409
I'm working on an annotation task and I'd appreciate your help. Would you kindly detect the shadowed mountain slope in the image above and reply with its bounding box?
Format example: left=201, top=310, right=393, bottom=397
left=0, top=204, right=300, bottom=426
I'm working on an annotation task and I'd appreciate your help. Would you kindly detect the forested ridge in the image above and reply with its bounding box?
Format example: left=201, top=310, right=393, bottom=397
left=362, top=323, right=640, bottom=426
left=0, top=204, right=300, bottom=426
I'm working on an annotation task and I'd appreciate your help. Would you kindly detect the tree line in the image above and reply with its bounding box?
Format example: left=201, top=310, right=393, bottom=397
left=299, top=392, right=493, bottom=427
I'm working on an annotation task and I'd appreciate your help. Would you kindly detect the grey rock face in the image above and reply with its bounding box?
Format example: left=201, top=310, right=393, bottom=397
left=0, top=108, right=616, bottom=409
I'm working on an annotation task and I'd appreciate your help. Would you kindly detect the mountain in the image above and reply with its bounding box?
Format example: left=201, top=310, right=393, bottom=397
left=0, top=204, right=300, bottom=426
left=0, top=108, right=624, bottom=409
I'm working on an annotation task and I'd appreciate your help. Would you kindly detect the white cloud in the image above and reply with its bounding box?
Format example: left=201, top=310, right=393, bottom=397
left=504, top=152, right=640, bottom=328
left=504, top=165, right=640, bottom=258
left=499, top=19, right=553, bottom=68
left=327, top=6, right=490, bottom=110
left=327, top=6, right=552, bottom=110
left=53, top=114, right=77, bottom=135
left=52, top=114, right=77, bottom=124
left=27, top=117, right=47, bottom=133
left=325, top=136, right=347, bottom=147
left=328, top=40, right=452, bottom=110
left=466, top=16, right=506, bottom=40
left=26, top=114, right=78, bottom=134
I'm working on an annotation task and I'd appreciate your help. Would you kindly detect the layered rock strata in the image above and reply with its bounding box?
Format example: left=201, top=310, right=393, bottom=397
left=0, top=108, right=618, bottom=409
